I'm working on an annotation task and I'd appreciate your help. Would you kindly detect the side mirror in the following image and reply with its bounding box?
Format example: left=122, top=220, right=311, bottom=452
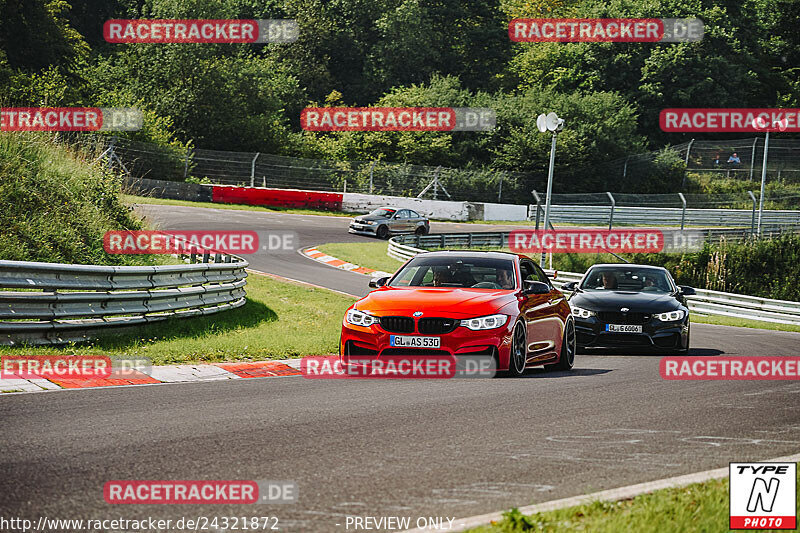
left=561, top=281, right=578, bottom=292
left=369, top=276, right=390, bottom=288
left=523, top=280, right=551, bottom=295
left=678, top=285, right=696, bottom=296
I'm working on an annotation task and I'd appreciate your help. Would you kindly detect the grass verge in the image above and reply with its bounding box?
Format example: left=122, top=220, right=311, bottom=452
left=691, top=313, right=800, bottom=333
left=467, top=471, right=800, bottom=533
left=0, top=273, right=356, bottom=365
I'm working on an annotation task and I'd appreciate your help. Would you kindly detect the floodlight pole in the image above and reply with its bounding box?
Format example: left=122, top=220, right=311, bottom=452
left=541, top=131, right=558, bottom=267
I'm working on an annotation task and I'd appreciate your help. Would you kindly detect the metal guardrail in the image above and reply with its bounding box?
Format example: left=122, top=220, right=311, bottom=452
left=534, top=204, right=800, bottom=230
left=0, top=251, right=249, bottom=346
left=387, top=234, right=800, bottom=325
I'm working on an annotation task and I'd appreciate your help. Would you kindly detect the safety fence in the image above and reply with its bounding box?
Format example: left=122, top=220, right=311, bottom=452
left=0, top=250, right=248, bottom=346
left=63, top=134, right=800, bottom=207
left=387, top=234, right=800, bottom=325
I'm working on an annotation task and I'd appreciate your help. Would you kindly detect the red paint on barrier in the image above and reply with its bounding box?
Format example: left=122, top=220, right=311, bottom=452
left=212, top=186, right=343, bottom=211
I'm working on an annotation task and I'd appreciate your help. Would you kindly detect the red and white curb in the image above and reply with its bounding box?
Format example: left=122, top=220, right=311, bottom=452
left=301, top=247, right=392, bottom=278
left=0, top=359, right=302, bottom=394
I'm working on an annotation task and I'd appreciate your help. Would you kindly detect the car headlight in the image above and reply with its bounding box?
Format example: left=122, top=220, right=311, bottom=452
left=655, top=309, right=685, bottom=321
left=346, top=309, right=379, bottom=327
left=571, top=306, right=596, bottom=319
left=460, top=314, right=509, bottom=330
left=364, top=220, right=376, bottom=225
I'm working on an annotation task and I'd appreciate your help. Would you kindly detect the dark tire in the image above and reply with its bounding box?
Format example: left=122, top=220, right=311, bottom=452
left=546, top=319, right=576, bottom=371
left=674, top=323, right=690, bottom=355
left=376, top=225, right=389, bottom=239
left=415, top=225, right=428, bottom=235
left=505, top=321, right=528, bottom=377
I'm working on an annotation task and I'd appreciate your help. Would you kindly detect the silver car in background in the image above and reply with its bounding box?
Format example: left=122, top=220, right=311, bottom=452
left=348, top=207, right=430, bottom=239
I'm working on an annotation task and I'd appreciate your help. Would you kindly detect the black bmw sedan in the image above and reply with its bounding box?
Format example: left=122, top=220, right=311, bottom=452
left=560, top=264, right=695, bottom=354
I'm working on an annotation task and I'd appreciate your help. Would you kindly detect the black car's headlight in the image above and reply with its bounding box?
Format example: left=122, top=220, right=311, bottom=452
left=346, top=309, right=379, bottom=327
left=460, top=314, right=508, bottom=330
left=655, top=310, right=686, bottom=322
left=571, top=306, right=596, bottom=319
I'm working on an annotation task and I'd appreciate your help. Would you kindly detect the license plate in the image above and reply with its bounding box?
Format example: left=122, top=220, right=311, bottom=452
left=389, top=335, right=440, bottom=348
left=606, top=324, right=642, bottom=333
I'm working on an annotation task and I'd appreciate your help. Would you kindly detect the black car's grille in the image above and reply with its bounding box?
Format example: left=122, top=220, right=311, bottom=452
left=597, top=311, right=651, bottom=324
left=380, top=316, right=415, bottom=333
left=418, top=317, right=459, bottom=335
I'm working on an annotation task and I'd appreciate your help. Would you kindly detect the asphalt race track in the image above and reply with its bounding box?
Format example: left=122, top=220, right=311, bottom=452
left=2, top=204, right=799, bottom=532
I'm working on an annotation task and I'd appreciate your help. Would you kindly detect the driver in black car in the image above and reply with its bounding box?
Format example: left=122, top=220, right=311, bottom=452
left=599, top=271, right=618, bottom=289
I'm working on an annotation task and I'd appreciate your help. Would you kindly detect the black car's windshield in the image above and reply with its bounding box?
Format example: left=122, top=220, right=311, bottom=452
left=389, top=256, right=516, bottom=289
left=580, top=267, right=672, bottom=293
left=370, top=208, right=395, bottom=218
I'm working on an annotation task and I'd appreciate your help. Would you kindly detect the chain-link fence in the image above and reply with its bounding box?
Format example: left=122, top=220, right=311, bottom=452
left=63, top=133, right=800, bottom=207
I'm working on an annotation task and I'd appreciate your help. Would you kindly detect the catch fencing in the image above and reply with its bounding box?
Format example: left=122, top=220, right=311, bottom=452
left=0, top=250, right=248, bottom=346
left=63, top=134, right=800, bottom=207
left=386, top=234, right=800, bottom=325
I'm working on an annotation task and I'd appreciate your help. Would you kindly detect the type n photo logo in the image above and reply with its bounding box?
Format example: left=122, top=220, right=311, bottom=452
left=730, top=462, right=797, bottom=529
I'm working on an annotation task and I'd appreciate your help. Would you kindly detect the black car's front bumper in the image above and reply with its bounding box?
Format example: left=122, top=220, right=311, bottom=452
left=348, top=222, right=378, bottom=235
left=574, top=315, right=689, bottom=350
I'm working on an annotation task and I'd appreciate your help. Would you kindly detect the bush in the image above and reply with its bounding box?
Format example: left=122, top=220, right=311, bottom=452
left=0, top=132, right=160, bottom=265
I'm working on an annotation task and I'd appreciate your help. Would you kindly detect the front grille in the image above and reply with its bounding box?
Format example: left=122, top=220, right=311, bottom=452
left=380, top=316, right=415, bottom=333
left=418, top=317, right=459, bottom=334
left=380, top=348, right=451, bottom=356
left=597, top=312, right=650, bottom=324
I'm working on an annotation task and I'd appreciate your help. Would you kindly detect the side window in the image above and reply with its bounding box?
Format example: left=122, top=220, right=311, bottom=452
left=409, top=210, right=420, bottom=218
left=521, top=261, right=548, bottom=285
left=397, top=210, right=410, bottom=219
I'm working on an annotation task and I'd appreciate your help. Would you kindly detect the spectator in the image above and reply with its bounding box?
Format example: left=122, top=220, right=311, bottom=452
left=713, top=153, right=721, bottom=167
left=727, top=152, right=741, bottom=166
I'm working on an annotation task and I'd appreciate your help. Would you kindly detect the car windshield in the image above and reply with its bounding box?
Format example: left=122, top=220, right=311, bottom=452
left=370, top=208, right=395, bottom=218
left=580, top=267, right=672, bottom=293
left=389, top=256, right=516, bottom=289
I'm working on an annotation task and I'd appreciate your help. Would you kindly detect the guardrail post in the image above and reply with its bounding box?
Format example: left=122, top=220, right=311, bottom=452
left=531, top=190, right=542, bottom=229
left=415, top=234, right=421, bottom=248
left=468, top=233, right=473, bottom=247
left=250, top=153, right=260, bottom=187
left=678, top=192, right=687, bottom=230
left=440, top=234, right=446, bottom=248
left=497, top=173, right=504, bottom=202
left=749, top=137, right=758, bottom=181
left=681, top=138, right=694, bottom=188
left=202, top=252, right=210, bottom=263
left=748, top=190, right=758, bottom=236
left=183, top=145, right=191, bottom=179
left=606, top=191, right=616, bottom=230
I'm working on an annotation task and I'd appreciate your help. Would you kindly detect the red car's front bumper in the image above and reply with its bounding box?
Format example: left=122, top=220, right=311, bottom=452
left=339, top=317, right=516, bottom=371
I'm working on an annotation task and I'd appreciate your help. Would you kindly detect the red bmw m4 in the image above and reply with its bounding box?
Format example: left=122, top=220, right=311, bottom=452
left=340, top=251, right=575, bottom=376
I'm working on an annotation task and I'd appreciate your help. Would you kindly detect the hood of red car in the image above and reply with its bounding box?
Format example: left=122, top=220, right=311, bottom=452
left=355, top=287, right=516, bottom=318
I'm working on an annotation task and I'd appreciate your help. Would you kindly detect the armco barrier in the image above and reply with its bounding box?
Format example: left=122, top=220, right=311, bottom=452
left=0, top=251, right=249, bottom=346
left=211, top=185, right=343, bottom=210
left=387, top=234, right=800, bottom=325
